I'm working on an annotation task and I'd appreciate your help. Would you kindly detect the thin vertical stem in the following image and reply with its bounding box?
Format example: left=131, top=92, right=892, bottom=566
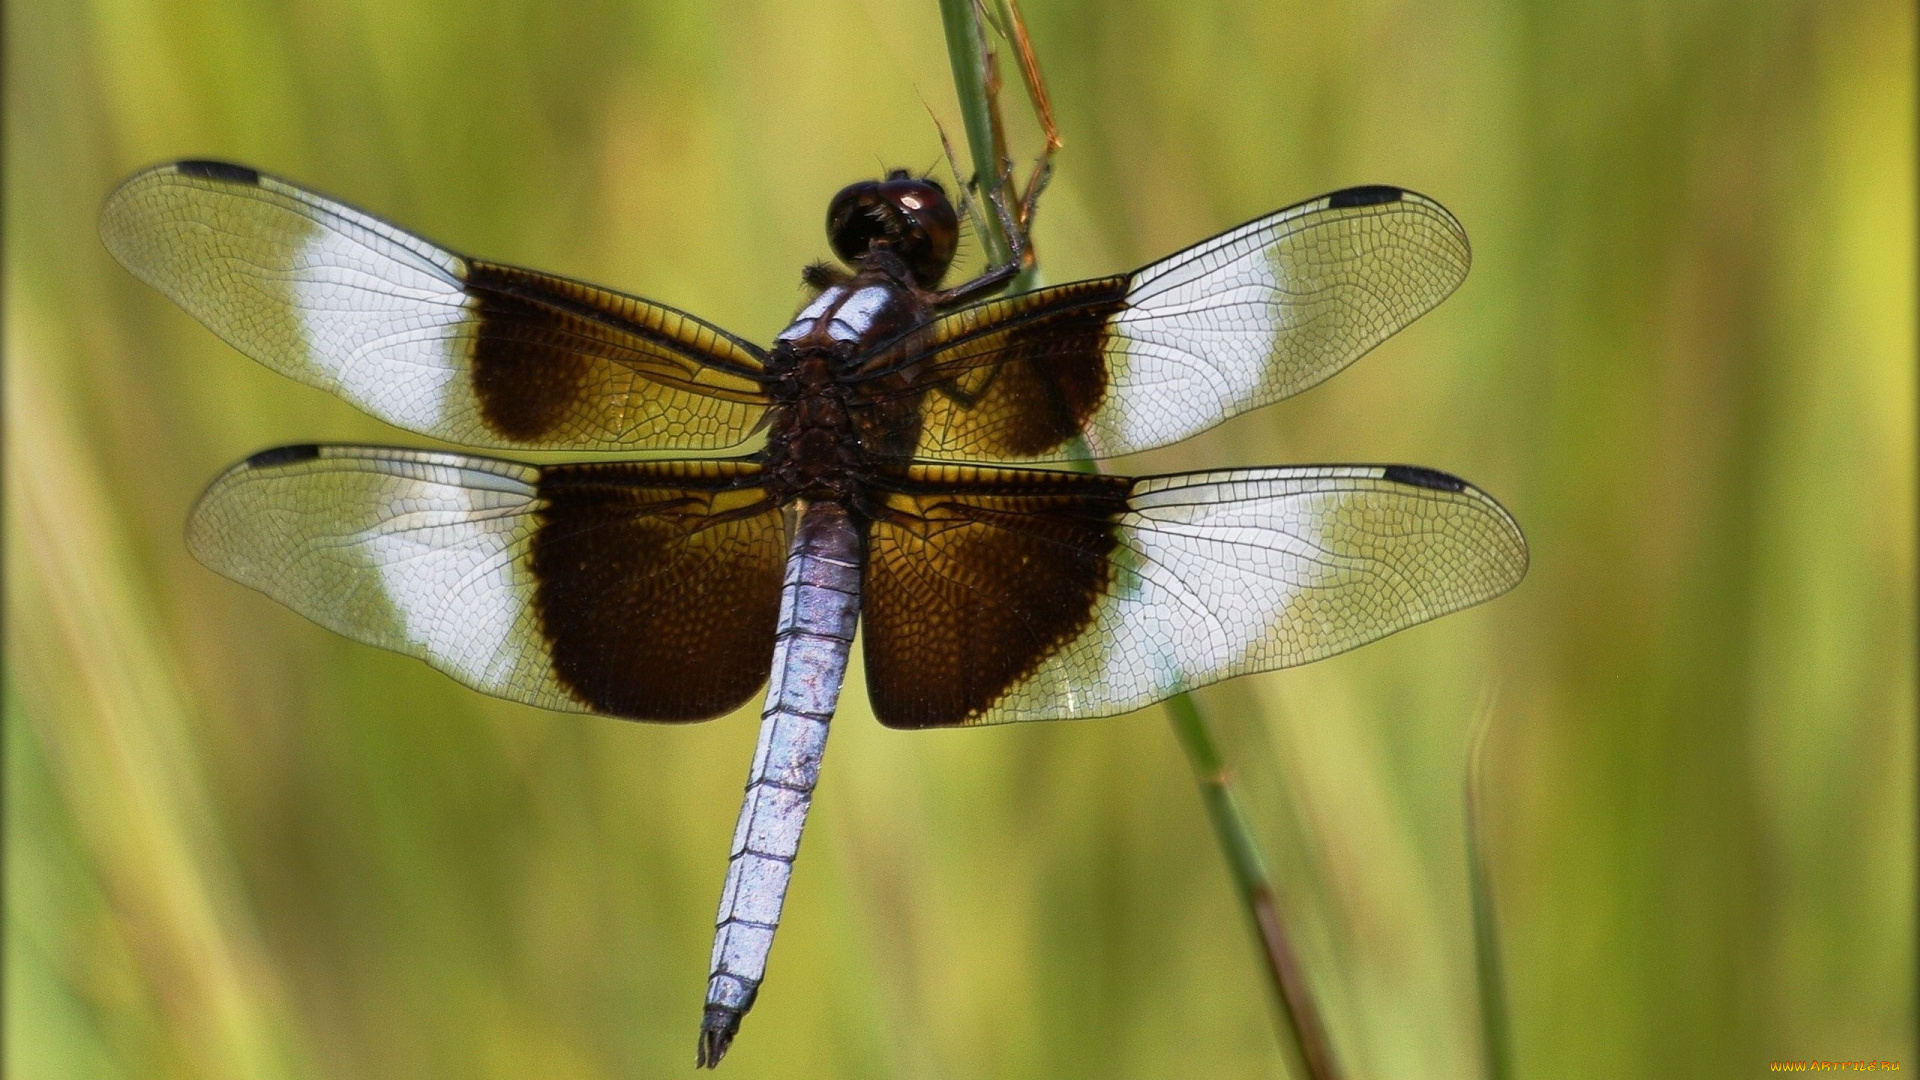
left=1466, top=698, right=1515, bottom=1080
left=933, top=6, right=1344, bottom=1077
left=938, top=0, right=1014, bottom=265
left=1164, top=696, right=1345, bottom=1080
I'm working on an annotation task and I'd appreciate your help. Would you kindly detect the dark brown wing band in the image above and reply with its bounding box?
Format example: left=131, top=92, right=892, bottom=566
left=533, top=460, right=788, bottom=720
left=467, top=261, right=771, bottom=446
left=849, top=278, right=1129, bottom=461
left=861, top=465, right=1132, bottom=728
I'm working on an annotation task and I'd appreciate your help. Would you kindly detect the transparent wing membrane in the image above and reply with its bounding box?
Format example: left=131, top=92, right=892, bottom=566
left=102, top=161, right=769, bottom=452
left=189, top=446, right=787, bottom=720
left=856, top=186, right=1471, bottom=462
left=863, top=463, right=1525, bottom=727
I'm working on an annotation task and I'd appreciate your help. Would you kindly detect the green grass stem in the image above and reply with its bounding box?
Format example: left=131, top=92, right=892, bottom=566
left=935, top=6, right=1343, bottom=1076
left=1467, top=698, right=1516, bottom=1080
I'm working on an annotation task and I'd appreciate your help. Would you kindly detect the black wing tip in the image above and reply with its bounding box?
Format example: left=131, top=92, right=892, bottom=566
left=696, top=1007, right=742, bottom=1068
left=175, top=159, right=261, bottom=185
left=1326, top=184, right=1406, bottom=209
left=1382, top=464, right=1468, bottom=492
left=245, top=443, right=322, bottom=469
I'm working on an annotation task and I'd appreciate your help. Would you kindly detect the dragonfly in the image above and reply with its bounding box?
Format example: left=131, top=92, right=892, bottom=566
left=102, top=159, right=1526, bottom=1066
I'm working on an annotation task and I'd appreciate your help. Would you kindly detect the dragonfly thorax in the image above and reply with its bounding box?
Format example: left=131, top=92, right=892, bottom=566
left=760, top=350, right=866, bottom=503
left=762, top=271, right=933, bottom=501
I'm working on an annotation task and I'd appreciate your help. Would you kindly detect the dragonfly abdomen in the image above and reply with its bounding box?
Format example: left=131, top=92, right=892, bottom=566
left=699, top=501, right=863, bottom=1067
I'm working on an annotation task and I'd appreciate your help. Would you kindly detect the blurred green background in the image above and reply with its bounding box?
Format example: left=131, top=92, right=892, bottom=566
left=6, top=1, right=1912, bottom=1077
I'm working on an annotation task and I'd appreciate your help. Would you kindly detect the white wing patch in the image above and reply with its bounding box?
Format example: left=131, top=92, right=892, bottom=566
left=1103, top=219, right=1285, bottom=455
left=289, top=217, right=473, bottom=433
left=357, top=457, right=537, bottom=689
left=187, top=447, right=586, bottom=713
left=1088, top=188, right=1469, bottom=460
left=1106, top=477, right=1320, bottom=684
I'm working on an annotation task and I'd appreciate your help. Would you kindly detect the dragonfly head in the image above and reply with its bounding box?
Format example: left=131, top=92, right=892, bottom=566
left=825, top=170, right=958, bottom=289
